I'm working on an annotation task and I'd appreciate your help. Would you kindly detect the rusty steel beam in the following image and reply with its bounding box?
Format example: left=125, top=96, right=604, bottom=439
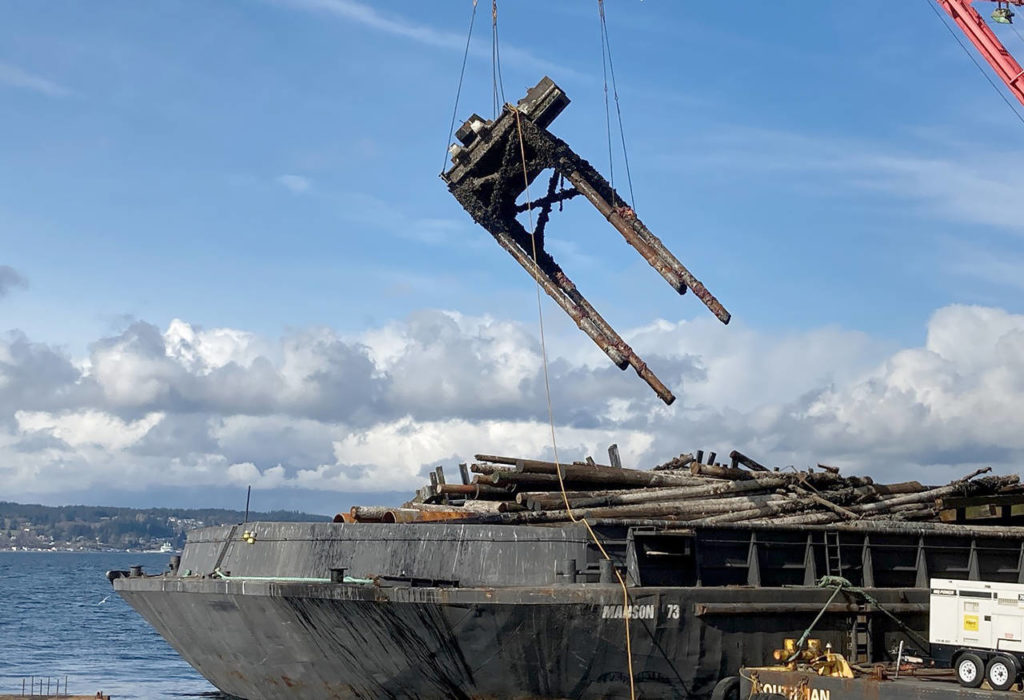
left=442, top=76, right=731, bottom=405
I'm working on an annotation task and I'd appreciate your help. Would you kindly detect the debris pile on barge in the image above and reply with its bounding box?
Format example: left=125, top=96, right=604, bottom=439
left=339, top=448, right=1022, bottom=531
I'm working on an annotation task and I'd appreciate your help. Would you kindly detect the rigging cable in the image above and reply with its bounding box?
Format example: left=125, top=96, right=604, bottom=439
left=598, top=0, right=637, bottom=209
left=598, top=0, right=616, bottom=199
left=513, top=109, right=637, bottom=700
left=484, top=5, right=635, bottom=696
left=491, top=0, right=507, bottom=118
left=1007, top=18, right=1024, bottom=62
left=920, top=0, right=1024, bottom=127
left=441, top=0, right=480, bottom=175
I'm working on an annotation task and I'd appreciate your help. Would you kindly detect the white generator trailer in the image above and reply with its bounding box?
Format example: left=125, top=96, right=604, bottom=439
left=931, top=577, right=1024, bottom=690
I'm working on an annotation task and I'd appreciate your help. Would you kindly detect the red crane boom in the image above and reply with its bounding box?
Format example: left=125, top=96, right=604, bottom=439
left=936, top=0, right=1024, bottom=108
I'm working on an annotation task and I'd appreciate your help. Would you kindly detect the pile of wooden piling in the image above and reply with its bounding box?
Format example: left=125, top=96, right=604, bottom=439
left=337, top=448, right=1023, bottom=531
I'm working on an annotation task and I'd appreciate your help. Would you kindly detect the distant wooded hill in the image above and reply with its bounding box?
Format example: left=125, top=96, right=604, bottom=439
left=0, top=501, right=328, bottom=550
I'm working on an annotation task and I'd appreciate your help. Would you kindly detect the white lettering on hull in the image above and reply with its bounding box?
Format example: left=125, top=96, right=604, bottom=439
left=600, top=604, right=656, bottom=620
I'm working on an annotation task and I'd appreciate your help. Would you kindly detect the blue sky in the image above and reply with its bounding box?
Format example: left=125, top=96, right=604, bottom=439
left=3, top=1, right=1024, bottom=512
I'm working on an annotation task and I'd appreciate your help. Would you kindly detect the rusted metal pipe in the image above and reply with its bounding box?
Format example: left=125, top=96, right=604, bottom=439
left=479, top=492, right=794, bottom=523
left=729, top=450, right=770, bottom=472
left=486, top=466, right=700, bottom=489
left=486, top=224, right=676, bottom=403
left=560, top=477, right=789, bottom=511
left=745, top=511, right=840, bottom=526
left=470, top=463, right=516, bottom=475
left=382, top=508, right=468, bottom=523
left=350, top=506, right=389, bottom=522
left=484, top=227, right=627, bottom=369
left=458, top=499, right=526, bottom=514
left=690, top=462, right=753, bottom=480
left=437, top=483, right=512, bottom=499
left=852, top=475, right=1018, bottom=514
left=607, top=444, right=622, bottom=469
left=478, top=453, right=612, bottom=470
left=652, top=453, right=696, bottom=471
left=563, top=169, right=730, bottom=324
left=789, top=484, right=860, bottom=521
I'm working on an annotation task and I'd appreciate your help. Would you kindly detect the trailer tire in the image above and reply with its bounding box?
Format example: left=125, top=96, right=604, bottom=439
left=986, top=655, right=1018, bottom=691
left=956, top=652, right=985, bottom=688
left=710, top=676, right=740, bottom=700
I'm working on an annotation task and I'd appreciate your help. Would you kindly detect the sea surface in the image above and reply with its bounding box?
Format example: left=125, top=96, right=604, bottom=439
left=0, top=551, right=223, bottom=699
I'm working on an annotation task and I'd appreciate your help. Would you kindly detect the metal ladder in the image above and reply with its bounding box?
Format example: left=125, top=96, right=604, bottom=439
left=824, top=530, right=843, bottom=576
left=849, top=614, right=872, bottom=663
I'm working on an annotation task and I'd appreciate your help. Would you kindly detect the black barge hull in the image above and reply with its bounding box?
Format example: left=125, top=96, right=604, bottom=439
left=117, top=578, right=928, bottom=699
left=114, top=521, right=1024, bottom=699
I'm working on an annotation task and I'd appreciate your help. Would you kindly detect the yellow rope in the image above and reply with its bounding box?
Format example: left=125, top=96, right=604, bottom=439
left=513, top=107, right=636, bottom=700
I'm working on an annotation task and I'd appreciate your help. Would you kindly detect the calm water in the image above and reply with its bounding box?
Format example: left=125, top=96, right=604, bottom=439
left=0, top=551, right=223, bottom=699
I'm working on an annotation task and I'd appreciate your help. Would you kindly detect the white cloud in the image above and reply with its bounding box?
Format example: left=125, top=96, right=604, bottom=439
left=802, top=305, right=1024, bottom=458
left=89, top=323, right=187, bottom=407
left=273, top=0, right=580, bottom=78
left=16, top=410, right=164, bottom=451
left=321, top=416, right=657, bottom=490
left=276, top=174, right=311, bottom=193
left=2, top=304, right=1024, bottom=500
left=164, top=318, right=264, bottom=373
left=226, top=462, right=287, bottom=488
left=0, top=62, right=71, bottom=98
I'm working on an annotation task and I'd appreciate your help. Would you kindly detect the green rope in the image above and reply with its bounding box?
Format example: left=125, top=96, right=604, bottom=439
left=789, top=575, right=929, bottom=662
left=788, top=578, right=847, bottom=661
left=823, top=576, right=931, bottom=651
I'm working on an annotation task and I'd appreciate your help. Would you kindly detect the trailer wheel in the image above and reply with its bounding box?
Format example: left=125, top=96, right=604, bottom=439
left=986, top=655, right=1018, bottom=691
left=956, top=652, right=985, bottom=688
left=710, top=676, right=739, bottom=700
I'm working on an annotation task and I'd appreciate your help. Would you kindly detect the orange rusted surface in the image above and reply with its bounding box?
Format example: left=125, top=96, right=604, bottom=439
left=382, top=508, right=468, bottom=523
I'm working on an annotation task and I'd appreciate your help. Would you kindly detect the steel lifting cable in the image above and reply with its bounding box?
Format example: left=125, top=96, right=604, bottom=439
left=491, top=0, right=506, bottom=119
left=598, top=0, right=637, bottom=209
left=476, top=4, right=635, bottom=694
left=513, top=108, right=637, bottom=700
left=920, top=0, right=1024, bottom=127
left=441, top=0, right=480, bottom=175
left=1007, top=19, right=1024, bottom=67
left=598, top=0, right=616, bottom=198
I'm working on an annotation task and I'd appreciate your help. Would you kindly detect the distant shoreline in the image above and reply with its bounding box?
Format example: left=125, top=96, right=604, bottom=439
left=0, top=548, right=179, bottom=554
left=2, top=500, right=327, bottom=552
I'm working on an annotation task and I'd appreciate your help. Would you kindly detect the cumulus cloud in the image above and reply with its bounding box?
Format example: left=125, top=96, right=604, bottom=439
left=0, top=330, right=92, bottom=420
left=16, top=410, right=165, bottom=451
left=1, top=304, right=1023, bottom=503
left=0, top=266, right=28, bottom=298
left=798, top=306, right=1024, bottom=472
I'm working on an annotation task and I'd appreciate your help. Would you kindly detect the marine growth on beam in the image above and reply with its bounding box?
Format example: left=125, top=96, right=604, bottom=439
left=441, top=76, right=730, bottom=405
